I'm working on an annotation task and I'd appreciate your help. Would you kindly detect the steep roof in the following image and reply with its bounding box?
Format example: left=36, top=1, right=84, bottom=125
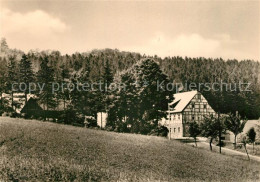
left=20, top=98, right=43, bottom=113
left=169, top=90, right=198, bottom=113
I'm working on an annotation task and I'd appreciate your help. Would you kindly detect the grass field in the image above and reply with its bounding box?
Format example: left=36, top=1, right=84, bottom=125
left=0, top=117, right=260, bottom=181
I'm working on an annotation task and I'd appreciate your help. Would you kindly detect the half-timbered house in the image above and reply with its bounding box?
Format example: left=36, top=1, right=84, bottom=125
left=160, top=90, right=216, bottom=138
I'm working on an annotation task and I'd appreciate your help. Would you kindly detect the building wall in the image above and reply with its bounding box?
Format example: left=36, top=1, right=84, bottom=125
left=97, top=112, right=107, bottom=128
left=162, top=112, right=183, bottom=138
left=182, top=93, right=215, bottom=136
left=182, top=93, right=215, bottom=123
left=228, top=120, right=260, bottom=143
left=162, top=92, right=216, bottom=138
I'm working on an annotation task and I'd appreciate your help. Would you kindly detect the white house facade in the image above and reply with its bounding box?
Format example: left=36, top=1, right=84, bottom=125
left=160, top=90, right=216, bottom=139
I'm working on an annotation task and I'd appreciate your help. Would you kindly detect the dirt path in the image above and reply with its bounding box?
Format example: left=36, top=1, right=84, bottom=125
left=186, top=141, right=260, bottom=162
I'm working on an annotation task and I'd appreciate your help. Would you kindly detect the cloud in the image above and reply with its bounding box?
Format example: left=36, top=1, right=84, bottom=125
left=0, top=7, right=256, bottom=60
left=214, top=34, right=239, bottom=44
left=169, top=34, right=220, bottom=58
left=123, top=33, right=256, bottom=60
left=124, top=33, right=221, bottom=58
left=0, top=8, right=69, bottom=51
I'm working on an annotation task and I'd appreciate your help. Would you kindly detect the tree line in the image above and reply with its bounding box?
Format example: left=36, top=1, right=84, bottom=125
left=0, top=38, right=259, bottom=134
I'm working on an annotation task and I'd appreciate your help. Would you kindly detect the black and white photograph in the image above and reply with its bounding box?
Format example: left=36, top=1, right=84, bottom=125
left=0, top=0, right=260, bottom=181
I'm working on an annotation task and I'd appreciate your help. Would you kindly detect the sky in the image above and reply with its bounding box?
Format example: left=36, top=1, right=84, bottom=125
left=0, top=0, right=259, bottom=61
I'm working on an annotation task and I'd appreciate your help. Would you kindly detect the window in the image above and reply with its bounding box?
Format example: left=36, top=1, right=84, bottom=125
left=178, top=127, right=180, bottom=132
left=204, top=104, right=207, bottom=109
left=192, top=102, right=195, bottom=109
left=192, top=115, right=195, bottom=120
left=174, top=128, right=176, bottom=133
left=178, top=114, right=180, bottom=119
left=197, top=94, right=201, bottom=100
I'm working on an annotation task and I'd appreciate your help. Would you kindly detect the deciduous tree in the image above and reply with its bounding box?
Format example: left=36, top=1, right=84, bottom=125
left=225, top=112, right=247, bottom=149
left=201, top=114, right=226, bottom=151
left=247, top=127, right=256, bottom=153
left=188, top=121, right=201, bottom=147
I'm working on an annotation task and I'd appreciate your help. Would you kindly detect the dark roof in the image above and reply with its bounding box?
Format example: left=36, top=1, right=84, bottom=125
left=20, top=98, right=43, bottom=113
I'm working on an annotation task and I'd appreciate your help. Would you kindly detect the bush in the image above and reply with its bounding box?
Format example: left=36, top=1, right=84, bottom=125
left=105, top=126, right=114, bottom=131
left=84, top=117, right=97, bottom=128
left=149, top=125, right=169, bottom=137
left=58, top=109, right=84, bottom=126
left=10, top=112, right=20, bottom=118
left=4, top=112, right=10, bottom=117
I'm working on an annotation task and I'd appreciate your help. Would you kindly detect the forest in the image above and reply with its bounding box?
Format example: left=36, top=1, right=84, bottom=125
left=0, top=38, right=259, bottom=129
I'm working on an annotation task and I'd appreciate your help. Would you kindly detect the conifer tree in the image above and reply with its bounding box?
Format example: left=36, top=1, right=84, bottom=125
left=101, top=59, right=114, bottom=112
left=69, top=73, right=82, bottom=111
left=7, top=55, right=18, bottom=110
left=0, top=57, right=7, bottom=112
left=19, top=54, right=34, bottom=104
left=103, top=59, right=113, bottom=87
left=78, top=61, right=92, bottom=115
left=58, top=64, right=70, bottom=110
left=0, top=38, right=9, bottom=53
left=37, top=56, right=56, bottom=119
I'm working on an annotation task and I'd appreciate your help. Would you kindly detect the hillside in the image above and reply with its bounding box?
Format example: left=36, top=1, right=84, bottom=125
left=1, top=44, right=260, bottom=119
left=0, top=117, right=259, bottom=181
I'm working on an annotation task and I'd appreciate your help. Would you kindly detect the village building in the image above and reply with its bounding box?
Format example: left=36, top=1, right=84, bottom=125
left=1, top=93, right=35, bottom=113
left=229, top=119, right=260, bottom=144
left=97, top=112, right=108, bottom=129
left=20, top=97, right=65, bottom=119
left=20, top=97, right=43, bottom=118
left=160, top=90, right=216, bottom=139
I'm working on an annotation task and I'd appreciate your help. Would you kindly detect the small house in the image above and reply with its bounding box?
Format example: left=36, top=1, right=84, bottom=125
left=20, top=97, right=43, bottom=118
left=21, top=97, right=64, bottom=119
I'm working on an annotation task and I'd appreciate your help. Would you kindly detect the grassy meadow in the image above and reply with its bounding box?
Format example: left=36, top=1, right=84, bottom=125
left=0, top=117, right=259, bottom=181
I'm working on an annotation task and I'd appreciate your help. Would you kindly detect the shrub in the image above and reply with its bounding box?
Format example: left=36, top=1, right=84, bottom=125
left=84, top=117, right=97, bottom=128
left=188, top=121, right=201, bottom=147
left=58, top=109, right=84, bottom=126
left=10, top=112, right=20, bottom=118
left=149, top=125, right=169, bottom=137
left=105, top=126, right=114, bottom=131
